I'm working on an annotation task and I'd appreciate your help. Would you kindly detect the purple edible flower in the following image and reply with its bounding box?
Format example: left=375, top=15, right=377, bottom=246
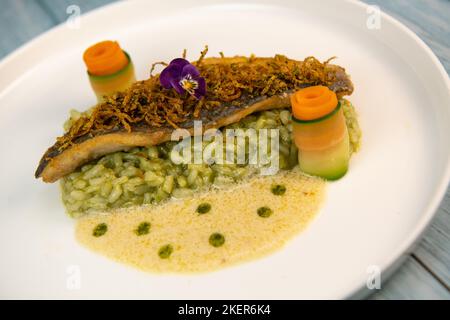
left=160, top=58, right=206, bottom=99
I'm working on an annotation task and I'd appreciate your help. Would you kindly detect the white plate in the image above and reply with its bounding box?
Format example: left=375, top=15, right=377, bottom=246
left=0, top=0, right=449, bottom=299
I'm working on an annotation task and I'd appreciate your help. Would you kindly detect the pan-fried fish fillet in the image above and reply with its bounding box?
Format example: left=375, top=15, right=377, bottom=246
left=35, top=55, right=353, bottom=182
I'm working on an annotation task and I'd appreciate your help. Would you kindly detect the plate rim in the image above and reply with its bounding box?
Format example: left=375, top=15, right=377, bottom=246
left=343, top=0, right=450, bottom=299
left=0, top=0, right=449, bottom=299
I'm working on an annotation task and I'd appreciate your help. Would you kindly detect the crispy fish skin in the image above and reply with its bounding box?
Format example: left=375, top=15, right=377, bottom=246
left=36, top=94, right=290, bottom=182
left=36, top=57, right=353, bottom=183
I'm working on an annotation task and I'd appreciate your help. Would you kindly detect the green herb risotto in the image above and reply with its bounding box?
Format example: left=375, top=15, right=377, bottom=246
left=62, top=100, right=360, bottom=217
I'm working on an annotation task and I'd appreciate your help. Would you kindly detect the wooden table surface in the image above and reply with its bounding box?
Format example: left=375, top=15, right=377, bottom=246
left=0, top=0, right=448, bottom=300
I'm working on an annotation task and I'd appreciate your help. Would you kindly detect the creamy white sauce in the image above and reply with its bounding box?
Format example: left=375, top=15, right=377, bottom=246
left=76, top=169, right=325, bottom=273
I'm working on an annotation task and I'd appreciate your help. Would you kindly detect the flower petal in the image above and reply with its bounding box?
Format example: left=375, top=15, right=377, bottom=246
left=194, top=77, right=206, bottom=99
left=170, top=58, right=190, bottom=69
left=181, top=64, right=200, bottom=78
left=171, top=78, right=186, bottom=95
left=160, top=64, right=181, bottom=89
left=160, top=58, right=205, bottom=98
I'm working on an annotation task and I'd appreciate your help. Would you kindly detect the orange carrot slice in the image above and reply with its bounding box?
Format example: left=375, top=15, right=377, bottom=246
left=290, top=86, right=338, bottom=121
left=83, top=41, right=129, bottom=76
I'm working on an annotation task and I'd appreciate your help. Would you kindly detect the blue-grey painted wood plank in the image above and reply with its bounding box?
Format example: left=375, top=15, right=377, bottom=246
left=369, top=256, right=450, bottom=300
left=0, top=0, right=56, bottom=59
left=37, top=0, right=119, bottom=23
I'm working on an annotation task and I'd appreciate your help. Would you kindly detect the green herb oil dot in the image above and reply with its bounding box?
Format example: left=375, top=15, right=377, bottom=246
left=257, top=206, right=273, bottom=218
left=209, top=233, right=225, bottom=247
left=135, top=222, right=151, bottom=236
left=196, top=203, right=211, bottom=214
left=158, top=244, right=173, bottom=259
left=93, top=223, right=108, bottom=237
left=271, top=184, right=286, bottom=196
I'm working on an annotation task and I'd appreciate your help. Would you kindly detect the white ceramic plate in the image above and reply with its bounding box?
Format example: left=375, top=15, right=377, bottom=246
left=0, top=0, right=449, bottom=299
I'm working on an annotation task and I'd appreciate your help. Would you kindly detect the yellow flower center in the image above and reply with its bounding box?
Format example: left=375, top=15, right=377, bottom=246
left=179, top=75, right=199, bottom=95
